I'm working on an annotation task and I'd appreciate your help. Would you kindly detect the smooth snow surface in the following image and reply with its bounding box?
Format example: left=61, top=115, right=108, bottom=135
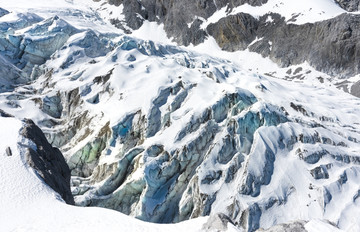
left=201, top=0, right=347, bottom=27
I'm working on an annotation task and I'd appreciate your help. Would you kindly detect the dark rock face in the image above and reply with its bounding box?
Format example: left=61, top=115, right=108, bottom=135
left=0, top=8, right=9, bottom=17
left=106, top=0, right=360, bottom=78
left=208, top=12, right=360, bottom=77
left=104, top=0, right=268, bottom=46
left=207, top=13, right=259, bottom=51
left=21, top=119, right=74, bottom=205
left=258, top=220, right=307, bottom=232
left=6, top=147, right=12, bottom=156
left=351, top=80, right=360, bottom=97
left=0, top=109, right=14, bottom=117
left=335, top=0, right=360, bottom=12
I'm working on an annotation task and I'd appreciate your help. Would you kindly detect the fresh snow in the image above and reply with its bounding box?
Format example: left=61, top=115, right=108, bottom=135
left=0, top=1, right=232, bottom=231
left=0, top=117, right=218, bottom=232
left=1, top=0, right=360, bottom=231
left=201, top=0, right=347, bottom=28
left=131, top=21, right=175, bottom=45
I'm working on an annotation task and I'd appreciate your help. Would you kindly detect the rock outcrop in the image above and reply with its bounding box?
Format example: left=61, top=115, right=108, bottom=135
left=105, top=0, right=268, bottom=45
left=0, top=8, right=9, bottom=17
left=21, top=119, right=74, bottom=205
left=208, top=12, right=360, bottom=78
left=335, top=0, right=360, bottom=12
left=104, top=0, right=360, bottom=78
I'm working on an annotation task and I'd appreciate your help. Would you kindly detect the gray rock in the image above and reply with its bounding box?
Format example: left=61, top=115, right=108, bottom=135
left=350, top=80, right=360, bottom=97
left=0, top=109, right=14, bottom=117
left=202, top=213, right=236, bottom=231
left=335, top=0, right=360, bottom=12
left=0, top=8, right=9, bottom=18
left=207, top=13, right=259, bottom=51
left=106, top=0, right=360, bottom=78
left=257, top=220, right=307, bottom=232
left=209, top=12, right=360, bottom=77
left=21, top=119, right=74, bottom=205
left=107, top=0, right=268, bottom=46
left=5, top=147, right=12, bottom=156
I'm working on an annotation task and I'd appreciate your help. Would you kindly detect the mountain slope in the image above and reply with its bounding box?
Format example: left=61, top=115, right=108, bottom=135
left=0, top=1, right=360, bottom=232
left=94, top=0, right=360, bottom=93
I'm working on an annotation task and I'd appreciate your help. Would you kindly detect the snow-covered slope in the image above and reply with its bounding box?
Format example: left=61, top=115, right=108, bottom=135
left=0, top=116, right=232, bottom=232
left=92, top=0, right=360, bottom=88
left=1, top=1, right=360, bottom=232
left=199, top=0, right=346, bottom=26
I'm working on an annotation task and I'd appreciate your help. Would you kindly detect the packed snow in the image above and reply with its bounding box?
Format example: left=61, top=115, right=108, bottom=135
left=1, top=0, right=360, bottom=232
left=0, top=117, right=230, bottom=232
left=201, top=0, right=348, bottom=28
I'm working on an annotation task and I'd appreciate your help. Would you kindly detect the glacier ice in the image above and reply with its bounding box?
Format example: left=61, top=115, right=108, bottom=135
left=0, top=5, right=360, bottom=232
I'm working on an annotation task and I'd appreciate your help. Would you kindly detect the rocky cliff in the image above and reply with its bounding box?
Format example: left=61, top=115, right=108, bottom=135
left=335, top=0, right=360, bottom=11
left=102, top=0, right=360, bottom=80
left=208, top=13, right=360, bottom=78
left=0, top=112, right=74, bottom=205
left=21, top=119, right=74, bottom=205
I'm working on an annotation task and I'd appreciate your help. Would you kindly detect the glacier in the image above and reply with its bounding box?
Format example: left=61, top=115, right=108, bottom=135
left=0, top=0, right=360, bottom=232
